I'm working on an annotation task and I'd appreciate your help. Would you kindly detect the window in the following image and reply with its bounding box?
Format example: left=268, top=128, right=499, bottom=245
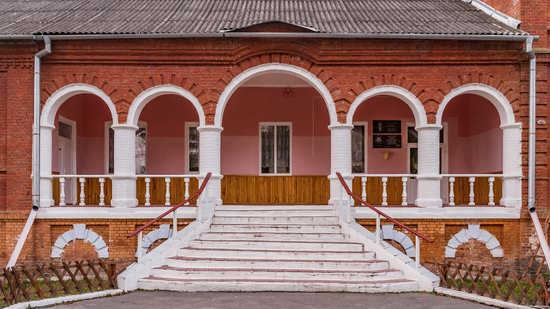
left=105, top=122, right=147, bottom=174
left=186, top=123, right=199, bottom=173
left=260, top=123, right=291, bottom=174
left=407, top=124, right=446, bottom=174
left=352, top=124, right=366, bottom=173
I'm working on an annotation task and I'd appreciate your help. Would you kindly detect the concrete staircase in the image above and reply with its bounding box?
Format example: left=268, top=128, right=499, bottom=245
left=136, top=205, right=423, bottom=292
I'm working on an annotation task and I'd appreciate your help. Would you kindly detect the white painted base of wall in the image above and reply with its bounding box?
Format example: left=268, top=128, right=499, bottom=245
left=36, top=207, right=197, bottom=219
left=354, top=206, right=520, bottom=219
left=5, top=289, right=124, bottom=309
left=434, top=287, right=530, bottom=309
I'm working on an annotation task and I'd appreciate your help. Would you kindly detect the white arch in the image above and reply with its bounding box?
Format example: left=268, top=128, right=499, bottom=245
left=135, top=224, right=172, bottom=256
left=41, top=83, right=119, bottom=127
left=381, top=224, right=416, bottom=258
left=346, top=85, right=428, bottom=126
left=127, top=85, right=206, bottom=127
left=214, top=63, right=338, bottom=127
left=51, top=224, right=109, bottom=258
left=445, top=224, right=503, bottom=258
left=435, top=84, right=516, bottom=126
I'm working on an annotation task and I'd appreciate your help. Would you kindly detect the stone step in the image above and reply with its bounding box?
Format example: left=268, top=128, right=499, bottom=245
left=138, top=277, right=419, bottom=293
left=208, top=224, right=341, bottom=233
left=217, top=205, right=331, bottom=211
left=166, top=256, right=388, bottom=271
left=150, top=266, right=403, bottom=281
left=211, top=216, right=339, bottom=225
left=214, top=210, right=336, bottom=217
left=199, top=232, right=348, bottom=241
left=177, top=247, right=377, bottom=260
left=188, top=239, right=364, bottom=251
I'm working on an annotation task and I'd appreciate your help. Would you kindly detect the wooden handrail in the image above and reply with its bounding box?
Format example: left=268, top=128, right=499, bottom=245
left=336, top=172, right=433, bottom=243
left=127, top=172, right=212, bottom=238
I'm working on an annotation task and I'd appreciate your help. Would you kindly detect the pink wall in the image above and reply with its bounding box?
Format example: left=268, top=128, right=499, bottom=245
left=221, top=87, right=330, bottom=175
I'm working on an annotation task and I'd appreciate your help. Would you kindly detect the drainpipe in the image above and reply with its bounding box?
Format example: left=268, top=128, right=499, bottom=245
left=6, top=36, right=51, bottom=268
left=525, top=36, right=550, bottom=271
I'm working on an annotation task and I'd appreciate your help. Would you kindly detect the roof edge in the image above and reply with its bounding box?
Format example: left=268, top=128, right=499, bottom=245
left=463, top=0, right=522, bottom=29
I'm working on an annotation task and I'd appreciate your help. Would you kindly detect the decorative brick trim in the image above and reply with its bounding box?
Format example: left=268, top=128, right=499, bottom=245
left=51, top=224, right=109, bottom=258
left=348, top=75, right=425, bottom=106
left=445, top=224, right=503, bottom=258
left=135, top=224, right=172, bottom=256
left=380, top=224, right=416, bottom=258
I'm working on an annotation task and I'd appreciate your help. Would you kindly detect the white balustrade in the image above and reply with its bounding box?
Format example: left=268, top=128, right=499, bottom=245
left=381, top=177, right=388, bottom=206
left=144, top=178, right=151, bottom=206
left=59, top=178, right=66, bottom=206
left=164, top=177, right=171, bottom=206
left=137, top=175, right=199, bottom=207
left=79, top=178, right=86, bottom=206
left=98, top=177, right=106, bottom=206
left=354, top=174, right=414, bottom=207
left=443, top=174, right=503, bottom=207
left=52, top=175, right=112, bottom=207
left=401, top=177, right=408, bottom=206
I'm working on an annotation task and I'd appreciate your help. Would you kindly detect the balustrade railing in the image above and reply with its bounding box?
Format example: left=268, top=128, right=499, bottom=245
left=352, top=174, right=415, bottom=206
left=136, top=175, right=199, bottom=206
left=442, top=174, right=503, bottom=206
left=52, top=175, right=112, bottom=206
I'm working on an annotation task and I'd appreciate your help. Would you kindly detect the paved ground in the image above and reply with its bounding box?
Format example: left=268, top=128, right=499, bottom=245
left=51, top=291, right=494, bottom=308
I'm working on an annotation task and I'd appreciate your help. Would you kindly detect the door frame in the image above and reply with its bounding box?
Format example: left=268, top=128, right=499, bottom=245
left=58, top=116, right=77, bottom=204
left=351, top=121, right=368, bottom=174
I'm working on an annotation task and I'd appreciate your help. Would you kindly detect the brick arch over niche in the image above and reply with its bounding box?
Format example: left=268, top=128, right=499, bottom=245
left=211, top=52, right=345, bottom=124
left=381, top=224, right=416, bottom=258
left=445, top=224, right=503, bottom=258
left=51, top=224, right=109, bottom=259
left=135, top=224, right=172, bottom=256
left=41, top=74, right=128, bottom=123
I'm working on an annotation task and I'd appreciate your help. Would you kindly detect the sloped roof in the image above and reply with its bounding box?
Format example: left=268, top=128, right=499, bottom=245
left=0, top=0, right=526, bottom=37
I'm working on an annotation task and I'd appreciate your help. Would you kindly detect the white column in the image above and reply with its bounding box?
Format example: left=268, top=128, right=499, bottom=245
left=39, top=125, right=55, bottom=207
left=415, top=124, right=442, bottom=208
left=198, top=125, right=223, bottom=205
left=501, top=123, right=522, bottom=208
left=111, top=124, right=138, bottom=208
left=328, top=124, right=353, bottom=204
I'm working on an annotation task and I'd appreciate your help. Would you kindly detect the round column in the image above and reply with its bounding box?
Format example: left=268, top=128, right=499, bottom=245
left=415, top=124, right=443, bottom=208
left=39, top=125, right=55, bottom=207
left=198, top=125, right=223, bottom=205
left=111, top=124, right=138, bottom=208
left=501, top=123, right=522, bottom=208
left=328, top=124, right=353, bottom=205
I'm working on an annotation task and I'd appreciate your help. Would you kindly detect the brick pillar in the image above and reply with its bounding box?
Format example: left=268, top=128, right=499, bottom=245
left=198, top=125, right=222, bottom=205
left=39, top=125, right=54, bottom=207
left=111, top=124, right=138, bottom=208
left=416, top=124, right=442, bottom=208
left=328, top=124, right=353, bottom=205
left=501, top=123, right=522, bottom=208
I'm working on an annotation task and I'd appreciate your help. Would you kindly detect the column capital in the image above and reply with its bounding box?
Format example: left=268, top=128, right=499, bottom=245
left=415, top=124, right=442, bottom=131
left=198, top=125, right=223, bottom=133
left=328, top=123, right=354, bottom=131
left=111, top=124, right=139, bottom=131
left=500, top=123, right=522, bottom=130
left=40, top=124, right=55, bottom=130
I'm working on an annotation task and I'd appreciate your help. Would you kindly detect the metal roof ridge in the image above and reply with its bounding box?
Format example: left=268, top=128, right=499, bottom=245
left=462, top=0, right=522, bottom=29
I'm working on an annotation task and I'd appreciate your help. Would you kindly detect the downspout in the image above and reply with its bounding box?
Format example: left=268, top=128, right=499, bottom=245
left=525, top=36, right=550, bottom=271
left=6, top=36, right=51, bottom=268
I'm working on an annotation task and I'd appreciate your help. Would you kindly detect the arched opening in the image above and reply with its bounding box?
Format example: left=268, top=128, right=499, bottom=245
left=441, top=94, right=503, bottom=205
left=220, top=71, right=333, bottom=204
left=131, top=93, right=201, bottom=205
left=50, top=93, right=114, bottom=205
left=350, top=94, right=428, bottom=206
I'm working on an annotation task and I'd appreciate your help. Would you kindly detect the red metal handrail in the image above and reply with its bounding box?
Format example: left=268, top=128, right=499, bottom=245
left=336, top=172, right=433, bottom=243
left=127, top=172, right=212, bottom=238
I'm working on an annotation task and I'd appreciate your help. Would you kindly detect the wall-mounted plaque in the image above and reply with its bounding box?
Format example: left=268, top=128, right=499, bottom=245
left=373, top=120, right=401, bottom=134
left=373, top=134, right=402, bottom=148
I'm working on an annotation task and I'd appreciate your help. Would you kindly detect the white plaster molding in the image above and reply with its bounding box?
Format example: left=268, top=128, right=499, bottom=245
left=346, top=85, right=428, bottom=126
left=462, top=0, right=522, bottom=29
left=4, top=289, right=124, bottom=309
left=127, top=85, right=206, bottom=127
left=354, top=207, right=520, bottom=219
left=214, top=63, right=338, bottom=127
left=51, top=224, right=109, bottom=258
left=41, top=83, right=119, bottom=128
left=381, top=224, right=416, bottom=257
left=37, top=206, right=197, bottom=219
left=435, top=287, right=531, bottom=309
left=135, top=224, right=172, bottom=256
left=445, top=224, right=503, bottom=258
left=435, top=84, right=516, bottom=126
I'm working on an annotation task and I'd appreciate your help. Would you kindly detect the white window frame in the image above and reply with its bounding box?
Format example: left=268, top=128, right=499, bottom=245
left=185, top=122, right=200, bottom=174
left=259, top=122, right=292, bottom=176
left=57, top=116, right=77, bottom=176
left=406, top=122, right=448, bottom=174
left=104, top=121, right=148, bottom=175
left=351, top=122, right=368, bottom=174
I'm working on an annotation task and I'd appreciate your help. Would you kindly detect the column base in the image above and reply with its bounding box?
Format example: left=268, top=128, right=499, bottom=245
left=40, top=199, right=54, bottom=207
left=415, top=198, right=443, bottom=208
left=500, top=198, right=521, bottom=208
left=111, top=198, right=139, bottom=208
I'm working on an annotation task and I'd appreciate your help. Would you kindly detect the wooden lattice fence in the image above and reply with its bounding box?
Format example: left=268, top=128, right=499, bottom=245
left=0, top=260, right=120, bottom=307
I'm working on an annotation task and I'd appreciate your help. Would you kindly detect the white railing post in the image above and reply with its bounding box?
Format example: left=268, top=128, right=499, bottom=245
left=468, top=177, right=476, bottom=206
left=59, top=177, right=66, bottom=206
left=381, top=177, right=388, bottom=206
left=401, top=177, right=408, bottom=206
left=339, top=181, right=344, bottom=207
left=172, top=208, right=178, bottom=238
left=164, top=177, right=171, bottom=206
left=375, top=213, right=381, bottom=244
left=184, top=177, right=190, bottom=205
left=488, top=177, right=495, bottom=206
left=137, top=231, right=143, bottom=263
left=144, top=177, right=151, bottom=206
left=99, top=177, right=106, bottom=206
left=78, top=177, right=86, bottom=206
left=415, top=236, right=420, bottom=268
left=347, top=194, right=352, bottom=223
left=361, top=176, right=367, bottom=201
left=449, top=176, right=455, bottom=206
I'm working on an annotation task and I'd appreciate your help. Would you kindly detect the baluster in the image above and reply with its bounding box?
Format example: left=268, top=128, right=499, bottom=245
left=401, top=177, right=408, bottom=206
left=79, top=177, right=86, bottom=206
left=361, top=176, right=367, bottom=201
left=449, top=177, right=455, bottom=206
left=184, top=177, right=190, bottom=205
left=164, top=177, right=171, bottom=206
left=488, top=177, right=495, bottom=206
left=144, top=178, right=151, bottom=206
left=381, top=177, right=388, bottom=206
left=99, top=177, right=105, bottom=206
left=59, top=177, right=66, bottom=206
left=468, top=177, right=476, bottom=206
